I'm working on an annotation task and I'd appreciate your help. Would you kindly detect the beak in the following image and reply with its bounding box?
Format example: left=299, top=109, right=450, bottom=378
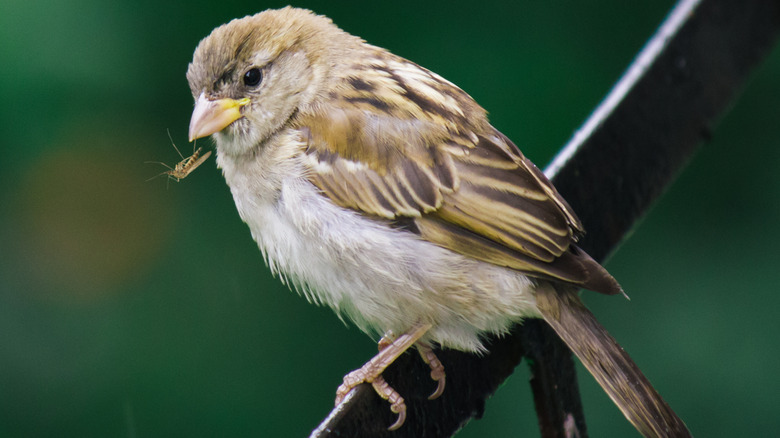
left=188, top=93, right=251, bottom=141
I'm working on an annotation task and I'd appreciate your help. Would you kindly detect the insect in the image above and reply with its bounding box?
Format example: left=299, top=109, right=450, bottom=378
left=147, top=131, right=212, bottom=185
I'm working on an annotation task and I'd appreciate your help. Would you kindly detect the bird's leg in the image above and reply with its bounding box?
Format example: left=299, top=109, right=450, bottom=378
left=377, top=330, right=396, bottom=351
left=416, top=343, right=446, bottom=399
left=335, top=323, right=432, bottom=430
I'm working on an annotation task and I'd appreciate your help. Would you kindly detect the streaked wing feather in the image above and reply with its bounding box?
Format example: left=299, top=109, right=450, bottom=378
left=296, top=50, right=620, bottom=294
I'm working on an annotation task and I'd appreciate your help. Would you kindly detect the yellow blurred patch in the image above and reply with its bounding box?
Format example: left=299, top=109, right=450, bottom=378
left=11, top=128, right=176, bottom=302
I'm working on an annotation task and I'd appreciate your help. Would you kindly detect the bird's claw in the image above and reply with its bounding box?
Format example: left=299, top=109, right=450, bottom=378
left=335, top=372, right=408, bottom=430
left=373, top=375, right=407, bottom=430
left=417, top=344, right=447, bottom=399
left=429, top=374, right=446, bottom=400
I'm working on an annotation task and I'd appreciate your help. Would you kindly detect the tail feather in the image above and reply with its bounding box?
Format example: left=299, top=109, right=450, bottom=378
left=535, top=282, right=691, bottom=437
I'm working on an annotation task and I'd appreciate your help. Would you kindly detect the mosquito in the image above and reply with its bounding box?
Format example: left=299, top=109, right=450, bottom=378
left=147, top=130, right=212, bottom=186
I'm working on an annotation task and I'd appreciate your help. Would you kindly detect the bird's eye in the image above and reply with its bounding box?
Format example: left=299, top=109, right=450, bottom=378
left=243, top=68, right=262, bottom=87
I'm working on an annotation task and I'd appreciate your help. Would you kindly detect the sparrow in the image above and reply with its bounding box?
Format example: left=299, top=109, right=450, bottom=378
left=186, top=7, right=688, bottom=435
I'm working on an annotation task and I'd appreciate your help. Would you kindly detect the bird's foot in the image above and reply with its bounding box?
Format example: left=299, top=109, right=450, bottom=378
left=334, top=323, right=431, bottom=430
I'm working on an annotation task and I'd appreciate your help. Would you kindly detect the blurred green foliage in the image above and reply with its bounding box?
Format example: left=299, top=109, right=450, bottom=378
left=1, top=0, right=778, bottom=436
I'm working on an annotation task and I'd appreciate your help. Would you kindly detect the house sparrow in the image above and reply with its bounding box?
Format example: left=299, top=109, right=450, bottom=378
left=186, top=7, right=687, bottom=435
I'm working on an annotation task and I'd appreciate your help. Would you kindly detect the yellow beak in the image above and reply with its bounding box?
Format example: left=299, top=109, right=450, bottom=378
left=188, top=93, right=251, bottom=141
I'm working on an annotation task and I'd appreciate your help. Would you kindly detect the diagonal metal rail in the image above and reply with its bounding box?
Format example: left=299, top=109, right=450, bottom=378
left=310, top=0, right=780, bottom=436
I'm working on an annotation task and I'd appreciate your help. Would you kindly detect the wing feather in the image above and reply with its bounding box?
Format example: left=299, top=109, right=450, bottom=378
left=293, top=50, right=620, bottom=294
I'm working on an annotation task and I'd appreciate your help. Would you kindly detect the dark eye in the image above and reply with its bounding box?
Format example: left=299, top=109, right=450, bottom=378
left=243, top=68, right=262, bottom=87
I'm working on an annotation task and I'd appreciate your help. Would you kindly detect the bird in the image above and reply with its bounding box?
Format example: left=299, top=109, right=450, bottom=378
left=186, top=7, right=689, bottom=435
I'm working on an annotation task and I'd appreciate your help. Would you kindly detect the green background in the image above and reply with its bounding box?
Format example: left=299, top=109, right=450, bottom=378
left=2, top=0, right=778, bottom=436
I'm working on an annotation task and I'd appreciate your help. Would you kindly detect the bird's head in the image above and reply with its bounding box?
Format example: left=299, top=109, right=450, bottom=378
left=186, top=7, right=358, bottom=156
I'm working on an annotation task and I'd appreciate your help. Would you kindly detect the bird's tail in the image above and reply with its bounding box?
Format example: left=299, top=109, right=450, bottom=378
left=535, top=282, right=691, bottom=437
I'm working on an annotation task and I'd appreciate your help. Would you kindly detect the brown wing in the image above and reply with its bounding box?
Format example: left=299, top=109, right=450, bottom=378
left=294, top=52, right=621, bottom=294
